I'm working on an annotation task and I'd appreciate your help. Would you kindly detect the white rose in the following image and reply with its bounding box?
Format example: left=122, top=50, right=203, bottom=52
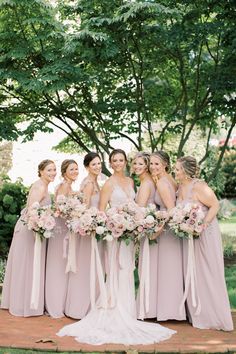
left=145, top=215, right=155, bottom=224
left=104, top=234, right=113, bottom=242
left=96, top=226, right=105, bottom=235
left=44, top=230, right=52, bottom=238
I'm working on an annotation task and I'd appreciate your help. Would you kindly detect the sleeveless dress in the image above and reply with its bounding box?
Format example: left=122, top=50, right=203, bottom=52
left=1, top=194, right=50, bottom=317
left=57, top=182, right=176, bottom=345
left=45, top=185, right=69, bottom=318
left=136, top=179, right=156, bottom=317
left=154, top=177, right=185, bottom=320
left=64, top=177, right=100, bottom=319
left=178, top=179, right=233, bottom=331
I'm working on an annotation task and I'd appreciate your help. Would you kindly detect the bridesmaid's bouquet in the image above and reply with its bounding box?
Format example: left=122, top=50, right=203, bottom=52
left=23, top=202, right=56, bottom=240
left=67, top=207, right=112, bottom=241
left=137, top=203, right=169, bottom=243
left=168, top=203, right=205, bottom=239
left=106, top=201, right=145, bottom=244
left=55, top=193, right=86, bottom=219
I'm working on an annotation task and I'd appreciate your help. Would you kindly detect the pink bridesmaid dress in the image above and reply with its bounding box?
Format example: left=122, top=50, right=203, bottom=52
left=65, top=177, right=100, bottom=319
left=179, top=179, right=233, bottom=331
left=1, top=194, right=50, bottom=317
left=45, top=214, right=68, bottom=318
left=155, top=177, right=185, bottom=320
left=136, top=180, right=156, bottom=317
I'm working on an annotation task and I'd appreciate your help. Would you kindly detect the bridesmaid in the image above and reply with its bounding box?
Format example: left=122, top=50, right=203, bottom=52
left=148, top=151, right=185, bottom=321
left=175, top=156, right=233, bottom=331
left=1, top=159, right=56, bottom=317
left=132, top=152, right=156, bottom=207
left=45, top=159, right=79, bottom=318
left=65, top=152, right=102, bottom=319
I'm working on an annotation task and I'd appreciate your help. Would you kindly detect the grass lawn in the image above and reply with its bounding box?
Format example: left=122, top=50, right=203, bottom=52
left=225, top=265, right=236, bottom=309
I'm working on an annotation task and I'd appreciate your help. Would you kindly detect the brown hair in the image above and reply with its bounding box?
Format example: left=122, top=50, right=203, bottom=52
left=83, top=152, right=101, bottom=167
left=151, top=150, right=170, bottom=172
left=109, top=149, right=127, bottom=163
left=177, top=156, right=200, bottom=178
left=38, top=159, right=55, bottom=177
left=61, top=159, right=78, bottom=177
left=132, top=152, right=151, bottom=173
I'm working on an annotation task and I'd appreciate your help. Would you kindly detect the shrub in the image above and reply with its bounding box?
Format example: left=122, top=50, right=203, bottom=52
left=221, top=150, right=236, bottom=198
left=0, top=258, right=6, bottom=283
left=0, top=176, right=28, bottom=258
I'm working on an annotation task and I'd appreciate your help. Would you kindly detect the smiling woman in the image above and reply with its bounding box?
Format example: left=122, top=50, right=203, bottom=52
left=1, top=160, right=56, bottom=317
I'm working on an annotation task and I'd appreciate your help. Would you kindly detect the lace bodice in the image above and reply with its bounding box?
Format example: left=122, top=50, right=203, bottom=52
left=110, top=184, right=135, bottom=208
left=155, top=177, right=176, bottom=211
left=80, top=176, right=100, bottom=208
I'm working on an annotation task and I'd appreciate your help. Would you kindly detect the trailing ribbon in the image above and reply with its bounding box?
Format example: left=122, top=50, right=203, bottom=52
left=179, top=235, right=201, bottom=316
left=30, top=232, right=42, bottom=310
left=63, top=232, right=77, bottom=273
left=138, top=237, right=150, bottom=319
left=90, top=236, right=107, bottom=309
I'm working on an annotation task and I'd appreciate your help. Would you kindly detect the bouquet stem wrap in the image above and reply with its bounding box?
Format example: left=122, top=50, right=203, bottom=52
left=90, top=236, right=107, bottom=309
left=179, top=235, right=201, bottom=316
left=138, top=237, right=150, bottom=319
left=30, top=232, right=42, bottom=309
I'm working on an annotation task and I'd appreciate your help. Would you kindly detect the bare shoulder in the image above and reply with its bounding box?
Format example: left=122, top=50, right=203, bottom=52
left=101, top=177, right=113, bottom=191
left=56, top=183, right=70, bottom=196
left=30, top=180, right=45, bottom=194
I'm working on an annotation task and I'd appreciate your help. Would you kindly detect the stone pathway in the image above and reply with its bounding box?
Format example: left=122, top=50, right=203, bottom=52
left=0, top=309, right=235, bottom=353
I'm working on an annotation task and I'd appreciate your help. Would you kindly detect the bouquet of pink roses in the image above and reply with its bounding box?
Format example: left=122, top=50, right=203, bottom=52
left=168, top=202, right=205, bottom=239
left=23, top=202, right=56, bottom=240
left=55, top=193, right=85, bottom=220
left=67, top=206, right=112, bottom=241
left=106, top=201, right=145, bottom=244
left=137, top=203, right=169, bottom=243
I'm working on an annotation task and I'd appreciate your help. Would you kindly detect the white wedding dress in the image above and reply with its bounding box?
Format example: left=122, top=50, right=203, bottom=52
left=57, top=184, right=176, bottom=345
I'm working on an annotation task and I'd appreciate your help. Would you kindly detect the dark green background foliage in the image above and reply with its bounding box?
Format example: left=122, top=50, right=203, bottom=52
left=222, top=150, right=236, bottom=198
left=0, top=178, right=28, bottom=258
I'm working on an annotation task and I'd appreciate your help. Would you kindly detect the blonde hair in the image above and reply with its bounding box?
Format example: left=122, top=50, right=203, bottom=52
left=151, top=150, right=170, bottom=172
left=38, top=159, right=54, bottom=177
left=61, top=159, right=78, bottom=177
left=132, top=152, right=151, bottom=173
left=177, top=156, right=200, bottom=178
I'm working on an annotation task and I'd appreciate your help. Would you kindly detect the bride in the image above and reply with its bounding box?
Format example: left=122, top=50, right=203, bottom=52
left=57, top=149, right=176, bottom=345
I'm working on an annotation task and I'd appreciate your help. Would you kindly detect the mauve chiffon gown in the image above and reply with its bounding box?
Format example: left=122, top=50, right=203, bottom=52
left=155, top=177, right=185, bottom=321
left=179, top=179, right=233, bottom=331
left=45, top=214, right=68, bottom=318
left=136, top=179, right=156, bottom=317
left=1, top=194, right=50, bottom=317
left=64, top=177, right=101, bottom=319
left=57, top=182, right=176, bottom=345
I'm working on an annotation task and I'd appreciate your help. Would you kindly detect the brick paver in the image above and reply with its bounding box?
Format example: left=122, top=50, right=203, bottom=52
left=0, top=309, right=235, bottom=353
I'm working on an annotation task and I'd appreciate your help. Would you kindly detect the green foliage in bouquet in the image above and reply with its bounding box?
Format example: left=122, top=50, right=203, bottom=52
left=0, top=176, right=28, bottom=258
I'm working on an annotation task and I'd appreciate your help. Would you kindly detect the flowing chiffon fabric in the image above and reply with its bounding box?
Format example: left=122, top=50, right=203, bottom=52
left=179, top=179, right=233, bottom=331
left=57, top=182, right=176, bottom=345
left=1, top=195, right=50, bottom=317
left=45, top=216, right=68, bottom=318
left=65, top=177, right=102, bottom=319
left=154, top=177, right=185, bottom=320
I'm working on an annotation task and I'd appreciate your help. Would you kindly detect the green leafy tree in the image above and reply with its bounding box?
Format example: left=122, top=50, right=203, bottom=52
left=0, top=177, right=28, bottom=258
left=0, top=0, right=235, bottom=178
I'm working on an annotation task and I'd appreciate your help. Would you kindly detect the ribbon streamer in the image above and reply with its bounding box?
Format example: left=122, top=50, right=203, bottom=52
left=90, top=236, right=107, bottom=309
left=30, top=232, right=42, bottom=310
left=138, top=237, right=150, bottom=319
left=65, top=232, right=77, bottom=273
left=179, top=235, right=201, bottom=316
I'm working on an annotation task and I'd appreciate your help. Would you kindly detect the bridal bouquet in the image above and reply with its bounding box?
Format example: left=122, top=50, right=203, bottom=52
left=67, top=207, right=112, bottom=241
left=168, top=203, right=205, bottom=239
left=106, top=201, right=145, bottom=244
left=23, top=202, right=56, bottom=240
left=55, top=193, right=86, bottom=220
left=137, top=203, right=169, bottom=242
